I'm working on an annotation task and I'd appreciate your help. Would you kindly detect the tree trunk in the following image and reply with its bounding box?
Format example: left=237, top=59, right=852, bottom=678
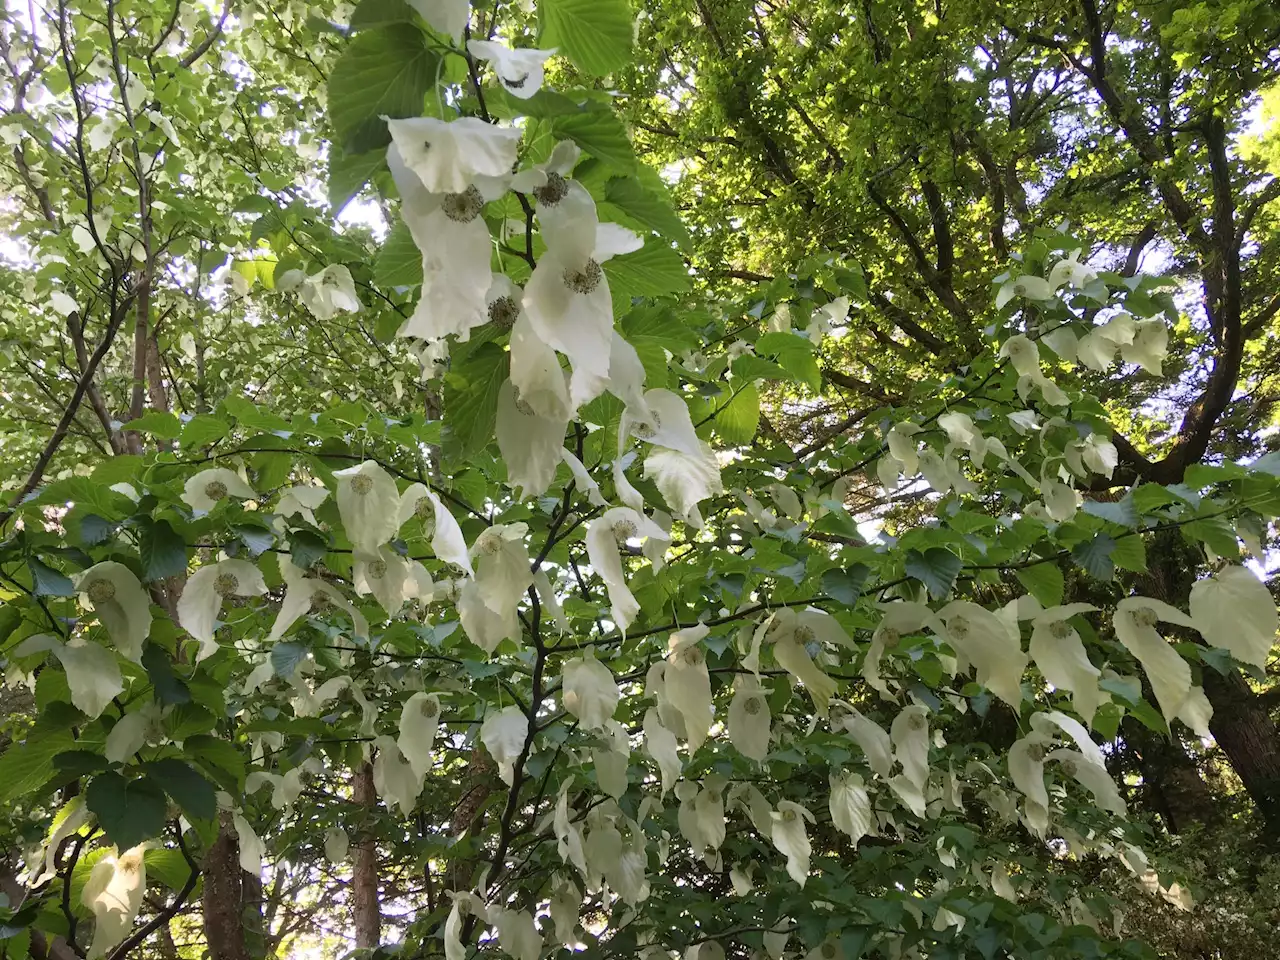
left=1122, top=717, right=1221, bottom=834
left=1202, top=667, right=1280, bottom=834
left=202, top=812, right=252, bottom=960
left=352, top=762, right=381, bottom=949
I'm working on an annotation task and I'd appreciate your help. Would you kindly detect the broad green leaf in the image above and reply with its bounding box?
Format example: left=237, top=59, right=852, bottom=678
left=1080, top=493, right=1137, bottom=528
left=186, top=734, right=246, bottom=792
left=539, top=0, right=633, bottom=76
left=140, top=519, right=187, bottom=581
left=271, top=641, right=310, bottom=678
left=29, top=556, right=74, bottom=597
left=142, top=759, right=217, bottom=822
left=85, top=772, right=169, bottom=851
left=374, top=221, right=422, bottom=288
left=349, top=0, right=419, bottom=30
left=603, top=175, right=691, bottom=248
left=1110, top=534, right=1147, bottom=572
left=822, top=564, right=870, bottom=605
left=755, top=332, right=822, bottom=393
left=552, top=109, right=638, bottom=173
left=731, top=354, right=789, bottom=382
left=1071, top=533, right=1116, bottom=582
left=715, top=382, right=760, bottom=445
left=443, top=341, right=511, bottom=460
left=122, top=410, right=182, bottom=440
left=145, top=848, right=194, bottom=892
left=604, top=239, right=691, bottom=309
left=142, top=643, right=191, bottom=706
left=329, top=145, right=386, bottom=213
left=0, top=728, right=77, bottom=804
left=328, top=26, right=438, bottom=154
left=1014, top=563, right=1064, bottom=607
left=621, top=305, right=697, bottom=384
left=180, top=414, right=229, bottom=449
left=905, top=547, right=962, bottom=600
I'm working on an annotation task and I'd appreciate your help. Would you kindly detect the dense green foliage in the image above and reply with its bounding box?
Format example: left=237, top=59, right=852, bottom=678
left=0, top=1, right=1278, bottom=960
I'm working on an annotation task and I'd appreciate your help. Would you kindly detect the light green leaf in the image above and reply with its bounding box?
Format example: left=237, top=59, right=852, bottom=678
left=374, top=221, right=422, bottom=288
left=180, top=415, right=229, bottom=449
left=755, top=332, right=822, bottom=393
left=0, top=728, right=77, bottom=804
left=604, top=239, right=690, bottom=310
left=603, top=175, right=690, bottom=249
left=122, top=410, right=183, bottom=440
left=1080, top=493, right=1138, bottom=528
left=552, top=109, right=637, bottom=173
left=349, top=0, right=419, bottom=30
left=329, top=145, right=386, bottom=213
left=716, top=382, right=760, bottom=445
left=539, top=0, right=634, bottom=76
left=443, top=342, right=510, bottom=460
left=1110, top=535, right=1147, bottom=572
left=328, top=26, right=438, bottom=154
left=1014, top=563, right=1064, bottom=607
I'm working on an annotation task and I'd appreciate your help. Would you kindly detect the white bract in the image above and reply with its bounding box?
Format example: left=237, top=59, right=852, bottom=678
left=386, top=116, right=522, bottom=195
left=299, top=264, right=361, bottom=321
left=74, top=561, right=152, bottom=661
left=82, top=844, right=147, bottom=959
left=178, top=559, right=268, bottom=661
left=1189, top=564, right=1278, bottom=669
left=183, top=467, right=256, bottom=513
left=467, top=40, right=555, bottom=99
left=481, top=705, right=529, bottom=785
left=562, top=652, right=620, bottom=731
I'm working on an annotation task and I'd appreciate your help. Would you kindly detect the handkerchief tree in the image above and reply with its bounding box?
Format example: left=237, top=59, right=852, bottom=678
left=0, top=1, right=1277, bottom=960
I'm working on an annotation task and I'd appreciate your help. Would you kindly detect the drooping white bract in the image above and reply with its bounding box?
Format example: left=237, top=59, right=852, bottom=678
left=245, top=769, right=306, bottom=813
left=509, top=312, right=572, bottom=421
left=492, top=907, right=543, bottom=960
left=512, top=141, right=593, bottom=252
left=398, top=692, right=442, bottom=780
left=1007, top=730, right=1052, bottom=815
left=999, top=334, right=1041, bottom=378
left=74, top=561, right=152, bottom=662
left=324, top=827, right=349, bottom=863
left=995, top=273, right=1053, bottom=309
left=14, top=635, right=122, bottom=720
left=585, top=507, right=668, bottom=633
left=524, top=216, right=642, bottom=384
left=1119, top=318, right=1168, bottom=375
left=1047, top=748, right=1126, bottom=815
left=829, top=770, right=875, bottom=846
left=1189, top=564, right=1278, bottom=670
left=562, top=651, right=620, bottom=731
left=497, top=379, right=569, bottom=499
left=838, top=707, right=894, bottom=780
left=105, top=701, right=163, bottom=764
left=269, top=554, right=369, bottom=644
left=1113, top=597, right=1213, bottom=736
left=183, top=467, right=256, bottom=514
left=275, top=483, right=329, bottom=526
left=82, top=844, right=147, bottom=959
left=1081, top=433, right=1119, bottom=479
left=1041, top=478, right=1079, bottom=522
left=770, top=800, right=815, bottom=887
left=299, top=264, right=361, bottom=321
left=1048, top=252, right=1098, bottom=289
left=864, top=602, right=945, bottom=699
left=179, top=558, right=268, bottom=661
left=353, top=546, right=415, bottom=614
left=373, top=735, right=421, bottom=815
left=481, top=705, right=528, bottom=785
left=1028, top=603, right=1107, bottom=725
left=334, top=461, right=401, bottom=553
left=937, top=600, right=1029, bottom=708
left=467, top=40, right=555, bottom=99
left=643, top=706, right=682, bottom=794
left=727, top=676, right=771, bottom=761
left=761, top=610, right=840, bottom=714
left=665, top=623, right=713, bottom=750
left=560, top=448, right=607, bottom=507
left=555, top=787, right=589, bottom=878
left=891, top=704, right=930, bottom=791
left=593, top=720, right=631, bottom=799
left=233, top=812, right=265, bottom=874
left=387, top=116, right=522, bottom=195
left=471, top=523, right=533, bottom=624
left=398, top=483, right=473, bottom=577
left=644, top=445, right=724, bottom=529
left=407, top=0, right=468, bottom=41
left=445, top=892, right=489, bottom=960
left=569, top=331, right=648, bottom=412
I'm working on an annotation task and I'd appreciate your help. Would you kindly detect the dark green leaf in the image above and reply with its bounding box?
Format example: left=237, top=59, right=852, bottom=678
left=349, top=0, right=418, bottom=30
left=235, top=524, right=276, bottom=557
left=442, top=342, right=509, bottom=460
left=53, top=750, right=109, bottom=779
left=1071, top=533, right=1115, bottom=582
left=85, top=772, right=169, bottom=850
left=142, top=643, right=191, bottom=706
left=289, top=530, right=329, bottom=569
left=539, top=0, right=633, bottom=76
left=140, top=519, right=187, bottom=581
left=186, top=734, right=246, bottom=792
left=822, top=564, right=870, bottom=605
left=142, top=759, right=217, bottom=822
left=328, top=27, right=438, bottom=154
left=29, top=556, right=74, bottom=597
left=1014, top=563, right=1064, bottom=607
left=77, top=513, right=116, bottom=547
left=905, top=547, right=962, bottom=600
left=329, top=145, right=386, bottom=213
left=271, top=641, right=310, bottom=678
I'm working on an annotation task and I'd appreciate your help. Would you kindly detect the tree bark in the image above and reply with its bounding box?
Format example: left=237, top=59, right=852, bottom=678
left=202, top=812, right=252, bottom=960
left=1121, top=718, right=1221, bottom=834
left=1201, top=667, right=1280, bottom=835
left=352, top=762, right=381, bottom=949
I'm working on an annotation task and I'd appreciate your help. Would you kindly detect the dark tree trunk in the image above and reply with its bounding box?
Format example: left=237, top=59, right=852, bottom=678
left=1202, top=667, right=1280, bottom=834
left=1122, top=717, right=1222, bottom=834
left=202, top=813, right=251, bottom=960
left=352, top=762, right=381, bottom=949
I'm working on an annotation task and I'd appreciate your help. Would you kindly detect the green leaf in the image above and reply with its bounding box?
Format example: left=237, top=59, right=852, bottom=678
left=604, top=239, right=691, bottom=308
left=289, top=530, right=329, bottom=569
left=142, top=759, right=217, bottom=822
left=731, top=354, right=789, bottom=382
left=905, top=547, right=962, bottom=600
left=186, top=734, right=246, bottom=792
left=122, top=410, right=183, bottom=440
left=29, top=556, right=74, bottom=597
left=1071, top=533, right=1116, bottom=582
left=140, top=519, right=187, bottom=581
left=1080, top=493, right=1138, bottom=528
left=329, top=145, right=386, bottom=213
left=54, top=750, right=109, bottom=779
left=539, top=0, right=633, bottom=76
left=374, top=220, right=422, bottom=287
left=602, top=175, right=690, bottom=248
left=142, top=643, right=191, bottom=706
left=349, top=0, right=419, bottom=30
left=271, top=641, right=310, bottom=679
left=235, top=524, right=276, bottom=557
left=755, top=332, right=822, bottom=392
left=0, top=728, right=77, bottom=803
left=715, top=382, right=760, bottom=445
left=145, top=848, right=194, bottom=891
left=328, top=26, right=438, bottom=154
left=821, top=564, right=870, bottom=605
left=85, top=772, right=169, bottom=850
left=484, top=85, right=585, bottom=120
left=179, top=414, right=229, bottom=449
left=621, top=305, right=697, bottom=384
left=552, top=108, right=637, bottom=173
left=443, top=342, right=509, bottom=460
left=1014, top=563, right=1064, bottom=607
left=1110, top=534, right=1147, bottom=572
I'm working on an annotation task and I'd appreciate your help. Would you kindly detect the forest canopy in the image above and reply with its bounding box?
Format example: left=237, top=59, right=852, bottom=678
left=1, top=1, right=1279, bottom=959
